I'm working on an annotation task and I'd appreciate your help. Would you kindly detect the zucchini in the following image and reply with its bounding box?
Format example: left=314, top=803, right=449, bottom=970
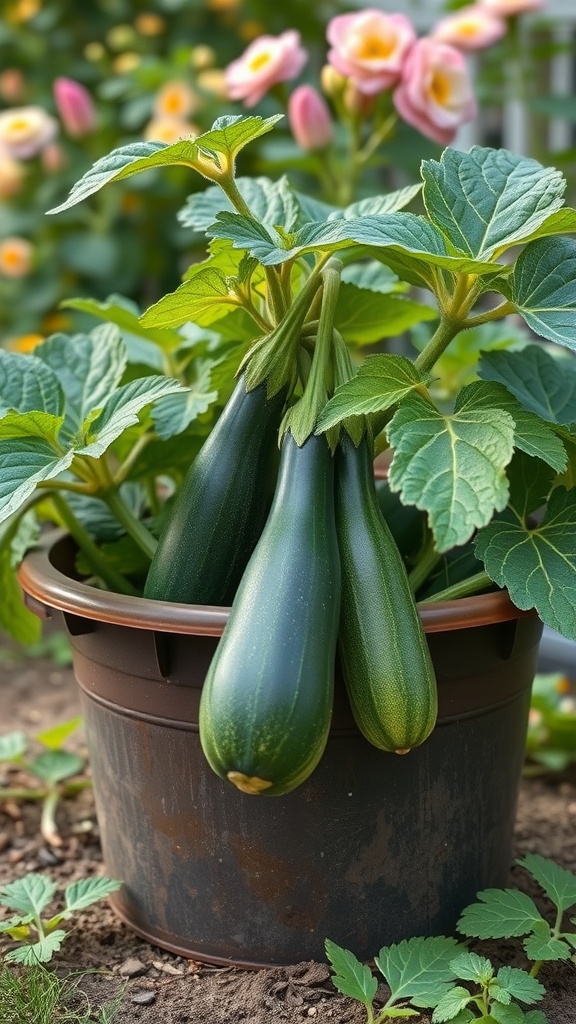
left=336, top=434, right=437, bottom=753
left=144, top=375, right=284, bottom=606
left=199, top=432, right=341, bottom=796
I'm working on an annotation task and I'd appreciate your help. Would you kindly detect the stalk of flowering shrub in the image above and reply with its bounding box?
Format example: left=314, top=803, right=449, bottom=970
left=53, top=78, right=96, bottom=138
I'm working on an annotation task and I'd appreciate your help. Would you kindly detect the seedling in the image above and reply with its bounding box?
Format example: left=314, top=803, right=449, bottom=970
left=525, top=674, right=576, bottom=775
left=0, top=873, right=122, bottom=965
left=458, top=854, right=576, bottom=975
left=0, top=718, right=90, bottom=847
left=429, top=952, right=546, bottom=1023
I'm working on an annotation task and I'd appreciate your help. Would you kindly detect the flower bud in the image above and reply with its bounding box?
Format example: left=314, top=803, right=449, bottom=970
left=343, top=82, right=376, bottom=118
left=320, top=64, right=346, bottom=100
left=53, top=78, right=96, bottom=137
left=288, top=85, right=333, bottom=151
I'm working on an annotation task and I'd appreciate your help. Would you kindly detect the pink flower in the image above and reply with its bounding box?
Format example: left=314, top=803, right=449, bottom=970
left=432, top=6, right=506, bottom=50
left=288, top=85, right=332, bottom=151
left=479, top=0, right=543, bottom=14
left=0, top=106, right=58, bottom=159
left=225, top=30, right=308, bottom=108
left=53, top=78, right=96, bottom=137
left=327, top=9, right=416, bottom=95
left=393, top=38, right=477, bottom=145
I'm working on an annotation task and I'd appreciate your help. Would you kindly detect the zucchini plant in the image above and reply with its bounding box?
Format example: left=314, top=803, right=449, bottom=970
left=1, top=114, right=576, bottom=793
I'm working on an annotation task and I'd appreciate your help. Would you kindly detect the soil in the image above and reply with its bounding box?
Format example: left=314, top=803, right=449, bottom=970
left=1, top=636, right=576, bottom=1024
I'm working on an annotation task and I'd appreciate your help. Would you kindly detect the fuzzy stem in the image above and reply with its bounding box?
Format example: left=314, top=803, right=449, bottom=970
left=41, top=788, right=62, bottom=848
left=414, top=316, right=462, bottom=375
left=50, top=493, right=139, bottom=596
left=101, top=489, right=157, bottom=561
left=419, top=570, right=493, bottom=604
left=408, top=532, right=442, bottom=594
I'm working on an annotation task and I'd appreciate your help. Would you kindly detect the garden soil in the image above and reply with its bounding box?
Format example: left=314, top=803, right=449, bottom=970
left=1, top=642, right=575, bottom=1024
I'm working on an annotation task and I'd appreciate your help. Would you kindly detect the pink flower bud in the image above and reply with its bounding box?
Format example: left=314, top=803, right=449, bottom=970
left=288, top=85, right=333, bottom=151
left=393, top=38, right=477, bottom=145
left=432, top=5, right=506, bottom=51
left=225, top=30, right=308, bottom=108
left=327, top=9, right=416, bottom=95
left=53, top=77, right=96, bottom=137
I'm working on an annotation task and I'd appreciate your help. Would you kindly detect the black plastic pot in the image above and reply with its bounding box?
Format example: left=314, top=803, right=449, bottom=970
left=20, top=532, right=543, bottom=967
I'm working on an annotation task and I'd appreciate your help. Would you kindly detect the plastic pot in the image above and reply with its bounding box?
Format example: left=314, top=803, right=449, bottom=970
left=20, top=532, right=543, bottom=968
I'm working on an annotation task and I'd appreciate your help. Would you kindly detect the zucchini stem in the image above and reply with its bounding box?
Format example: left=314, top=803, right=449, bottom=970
left=419, top=570, right=493, bottom=604
left=50, top=493, right=139, bottom=596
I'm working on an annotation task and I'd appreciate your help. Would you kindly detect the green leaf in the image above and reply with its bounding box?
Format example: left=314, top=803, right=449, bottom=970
left=151, top=359, right=218, bottom=439
left=387, top=388, right=515, bottom=551
left=450, top=952, right=493, bottom=984
left=505, top=451, right=555, bottom=518
left=490, top=985, right=512, bottom=1006
left=140, top=265, right=239, bottom=329
left=475, top=486, right=576, bottom=640
left=0, top=351, right=64, bottom=417
left=328, top=184, right=422, bottom=220
left=324, top=939, right=378, bottom=1006
left=524, top=1013, right=548, bottom=1024
left=0, top=439, right=74, bottom=524
left=0, top=730, right=27, bottom=761
left=64, top=876, right=122, bottom=914
left=0, top=914, right=33, bottom=938
left=431, top=987, right=473, bottom=1023
left=62, top=295, right=182, bottom=356
left=375, top=935, right=463, bottom=1007
left=457, top=889, right=545, bottom=939
left=422, top=147, right=566, bottom=260
left=335, top=284, right=437, bottom=344
left=495, top=967, right=545, bottom=1005
left=462, top=381, right=567, bottom=472
left=0, top=410, right=65, bottom=443
left=489, top=1005, right=526, bottom=1024
left=35, top=717, right=83, bottom=750
left=518, top=853, right=576, bottom=912
left=48, top=115, right=283, bottom=214
left=523, top=933, right=572, bottom=961
left=479, top=345, right=576, bottom=425
left=509, top=237, right=576, bottom=351
left=0, top=511, right=42, bottom=644
left=316, top=355, right=425, bottom=433
left=179, top=175, right=299, bottom=232
left=0, top=874, right=57, bottom=917
left=4, top=930, right=67, bottom=965
left=29, top=750, right=85, bottom=783
left=341, top=261, right=401, bottom=294
left=294, top=190, right=338, bottom=226
left=78, top=375, right=186, bottom=457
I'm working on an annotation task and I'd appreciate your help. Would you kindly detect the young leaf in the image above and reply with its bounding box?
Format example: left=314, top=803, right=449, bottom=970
left=508, top=237, right=576, bottom=351
left=179, top=175, right=299, bottom=233
left=34, top=329, right=127, bottom=438
left=64, top=876, right=122, bottom=914
left=489, top=1005, right=526, bottom=1024
left=335, top=284, right=437, bottom=344
left=328, top=184, right=422, bottom=220
left=62, top=295, right=182, bottom=355
left=387, top=389, right=515, bottom=551
left=29, top=750, right=85, bottom=783
left=475, top=486, right=576, bottom=640
left=457, top=889, right=545, bottom=939
left=518, top=853, right=576, bottom=912
left=140, top=266, right=239, bottom=330
left=431, top=986, right=473, bottom=1023
left=0, top=511, right=42, bottom=644
left=316, top=354, right=425, bottom=433
left=490, top=985, right=512, bottom=1006
left=524, top=1013, right=548, bottom=1024
left=4, top=929, right=67, bottom=965
left=0, top=411, right=65, bottom=444
left=479, top=345, right=576, bottom=426
left=495, top=967, right=545, bottom=1005
left=0, top=439, right=75, bottom=525
left=449, top=952, right=493, bottom=984
left=0, top=874, right=57, bottom=917
left=375, top=935, right=463, bottom=1008
left=523, top=933, right=573, bottom=961
left=0, top=351, right=64, bottom=417
left=0, top=730, right=27, bottom=761
left=324, top=939, right=378, bottom=1006
left=77, top=375, right=186, bottom=458
left=35, top=717, right=83, bottom=750
left=422, top=147, right=566, bottom=260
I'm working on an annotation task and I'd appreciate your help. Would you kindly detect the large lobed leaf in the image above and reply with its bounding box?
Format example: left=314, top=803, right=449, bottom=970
left=508, top=237, right=576, bottom=351
left=479, top=344, right=576, bottom=425
left=376, top=935, right=464, bottom=1009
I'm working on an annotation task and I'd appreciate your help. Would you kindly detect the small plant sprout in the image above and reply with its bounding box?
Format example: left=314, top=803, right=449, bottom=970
left=0, top=718, right=90, bottom=847
left=430, top=952, right=546, bottom=1023
left=0, top=873, right=122, bottom=965
left=458, top=854, right=576, bottom=976
left=325, top=935, right=465, bottom=1022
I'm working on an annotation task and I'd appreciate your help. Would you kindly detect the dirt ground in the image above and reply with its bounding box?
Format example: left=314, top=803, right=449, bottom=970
left=1, top=637, right=576, bottom=1024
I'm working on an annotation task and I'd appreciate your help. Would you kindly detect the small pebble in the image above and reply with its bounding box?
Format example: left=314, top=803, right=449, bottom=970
left=37, top=846, right=63, bottom=866
left=131, top=990, right=156, bottom=1006
left=307, top=1008, right=317, bottom=1017
left=152, top=960, right=183, bottom=976
left=119, top=957, right=149, bottom=978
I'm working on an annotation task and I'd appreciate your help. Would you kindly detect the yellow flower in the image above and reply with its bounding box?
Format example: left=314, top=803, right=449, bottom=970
left=143, top=118, right=198, bottom=144
left=0, top=237, right=33, bottom=278
left=196, top=69, right=228, bottom=100
left=6, top=0, right=40, bottom=24
left=153, top=81, right=199, bottom=120
left=106, top=24, right=136, bottom=51
left=8, top=333, right=44, bottom=352
left=112, top=53, right=141, bottom=75
left=190, top=46, right=216, bottom=71
left=135, top=13, right=166, bottom=36
left=84, top=42, right=106, bottom=62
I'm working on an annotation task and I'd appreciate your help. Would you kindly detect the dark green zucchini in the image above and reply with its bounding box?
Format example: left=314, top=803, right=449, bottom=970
left=144, top=375, right=284, bottom=606
left=199, top=432, right=341, bottom=796
left=336, top=434, right=437, bottom=753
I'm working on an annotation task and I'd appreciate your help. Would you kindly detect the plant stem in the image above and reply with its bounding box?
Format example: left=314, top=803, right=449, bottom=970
left=0, top=787, right=46, bottom=800
left=112, top=434, right=152, bottom=486
left=408, top=531, right=442, bottom=594
left=50, top=493, right=139, bottom=596
left=414, top=316, right=462, bottom=375
left=41, top=788, right=62, bottom=847
left=419, top=570, right=493, bottom=604
left=463, top=301, right=517, bottom=329
left=101, top=489, right=157, bottom=561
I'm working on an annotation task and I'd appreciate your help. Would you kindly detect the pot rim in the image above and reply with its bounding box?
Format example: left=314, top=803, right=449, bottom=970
left=19, top=530, right=534, bottom=636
